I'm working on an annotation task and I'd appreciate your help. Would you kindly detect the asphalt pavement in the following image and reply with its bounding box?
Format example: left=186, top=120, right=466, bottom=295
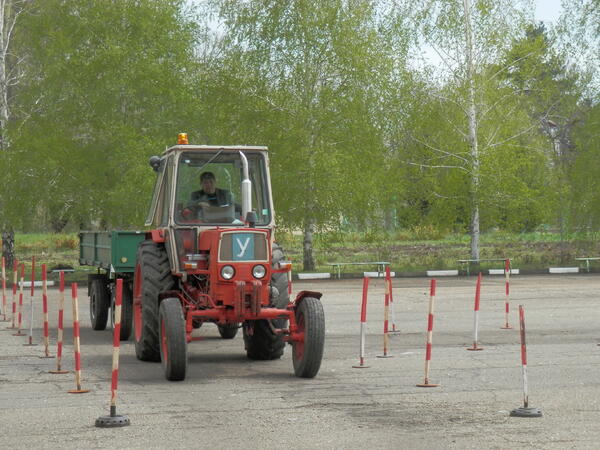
left=1, top=274, right=599, bottom=449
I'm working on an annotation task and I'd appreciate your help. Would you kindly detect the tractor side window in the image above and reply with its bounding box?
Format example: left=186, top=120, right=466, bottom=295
left=145, top=157, right=166, bottom=227
left=160, top=158, right=174, bottom=226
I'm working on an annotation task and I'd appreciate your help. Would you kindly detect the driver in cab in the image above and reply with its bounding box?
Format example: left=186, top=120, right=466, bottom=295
left=181, top=171, right=234, bottom=221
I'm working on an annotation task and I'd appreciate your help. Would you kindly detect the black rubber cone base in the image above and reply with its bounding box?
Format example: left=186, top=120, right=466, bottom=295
left=49, top=370, right=69, bottom=374
left=95, top=414, right=130, bottom=428
left=376, top=354, right=394, bottom=358
left=510, top=406, right=542, bottom=417
left=352, top=364, right=370, bottom=369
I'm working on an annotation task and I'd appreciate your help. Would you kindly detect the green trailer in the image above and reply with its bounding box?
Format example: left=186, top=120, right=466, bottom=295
left=79, top=231, right=146, bottom=340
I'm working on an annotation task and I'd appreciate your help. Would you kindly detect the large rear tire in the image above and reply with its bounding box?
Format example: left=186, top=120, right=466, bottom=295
left=218, top=324, right=239, bottom=339
left=159, top=298, right=187, bottom=381
left=90, top=277, right=109, bottom=331
left=112, top=281, right=133, bottom=341
left=133, top=241, right=174, bottom=362
left=244, top=320, right=285, bottom=360
left=270, top=243, right=290, bottom=309
left=292, top=297, right=325, bottom=378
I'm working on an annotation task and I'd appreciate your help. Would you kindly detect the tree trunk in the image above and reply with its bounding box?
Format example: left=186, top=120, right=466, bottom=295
left=2, top=228, right=14, bottom=269
left=463, top=0, right=480, bottom=261
left=303, top=218, right=316, bottom=272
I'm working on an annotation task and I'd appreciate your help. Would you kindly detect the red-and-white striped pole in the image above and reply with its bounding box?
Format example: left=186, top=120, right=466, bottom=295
left=501, top=259, right=513, bottom=329
left=510, top=305, right=542, bottom=417
left=377, top=272, right=394, bottom=358
left=1, top=256, right=7, bottom=321
left=96, top=278, right=130, bottom=427
left=287, top=260, right=293, bottom=295
left=50, top=271, right=68, bottom=374
left=417, top=279, right=439, bottom=387
left=387, top=267, right=400, bottom=333
left=25, top=256, right=37, bottom=346
left=111, top=279, right=123, bottom=413
left=353, top=277, right=370, bottom=368
left=467, top=272, right=484, bottom=351
left=7, top=259, right=17, bottom=329
left=68, top=283, right=90, bottom=393
left=519, top=306, right=529, bottom=406
left=13, top=263, right=26, bottom=336
left=40, top=264, right=53, bottom=358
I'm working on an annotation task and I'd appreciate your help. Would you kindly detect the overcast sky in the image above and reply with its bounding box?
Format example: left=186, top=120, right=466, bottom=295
left=535, top=0, right=563, bottom=23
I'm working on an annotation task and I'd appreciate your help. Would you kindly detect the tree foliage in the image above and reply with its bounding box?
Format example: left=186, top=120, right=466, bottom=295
left=0, top=0, right=599, bottom=268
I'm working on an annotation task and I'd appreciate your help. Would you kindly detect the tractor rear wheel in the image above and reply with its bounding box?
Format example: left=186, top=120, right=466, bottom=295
left=133, top=241, right=174, bottom=362
left=244, top=320, right=285, bottom=360
left=292, top=297, right=325, bottom=378
left=270, top=243, right=290, bottom=309
left=90, top=277, right=109, bottom=331
left=111, top=281, right=133, bottom=341
left=218, top=324, right=239, bottom=339
left=159, top=298, right=187, bottom=381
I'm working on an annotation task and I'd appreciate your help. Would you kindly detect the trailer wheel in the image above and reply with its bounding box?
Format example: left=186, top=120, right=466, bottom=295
left=292, top=297, right=325, bottom=378
left=159, top=298, right=187, bottom=381
left=90, top=278, right=109, bottom=331
left=111, top=281, right=133, bottom=341
left=243, top=320, right=285, bottom=360
left=133, top=241, right=174, bottom=362
left=270, top=243, right=290, bottom=309
left=218, top=324, right=239, bottom=339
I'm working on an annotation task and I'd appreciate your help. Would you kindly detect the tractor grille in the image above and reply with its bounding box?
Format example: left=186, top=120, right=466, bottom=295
left=219, top=231, right=268, bottom=262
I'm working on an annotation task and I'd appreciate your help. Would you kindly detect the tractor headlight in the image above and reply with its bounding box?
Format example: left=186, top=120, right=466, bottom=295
left=252, top=264, right=266, bottom=279
left=221, top=265, right=235, bottom=280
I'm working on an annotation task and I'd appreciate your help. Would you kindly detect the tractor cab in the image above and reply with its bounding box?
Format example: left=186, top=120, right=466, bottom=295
left=146, top=144, right=274, bottom=228
left=145, top=139, right=275, bottom=276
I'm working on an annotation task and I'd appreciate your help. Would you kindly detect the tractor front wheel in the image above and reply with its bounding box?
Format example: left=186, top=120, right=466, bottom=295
left=292, top=297, right=325, bottom=378
left=159, top=298, right=187, bottom=381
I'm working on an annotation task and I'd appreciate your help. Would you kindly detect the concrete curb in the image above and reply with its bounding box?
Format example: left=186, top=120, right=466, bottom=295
left=290, top=267, right=596, bottom=280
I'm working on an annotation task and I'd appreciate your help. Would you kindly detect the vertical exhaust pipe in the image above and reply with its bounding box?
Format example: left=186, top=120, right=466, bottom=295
left=239, top=151, right=253, bottom=222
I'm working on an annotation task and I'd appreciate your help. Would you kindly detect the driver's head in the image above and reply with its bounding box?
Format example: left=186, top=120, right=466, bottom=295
left=200, top=171, right=216, bottom=194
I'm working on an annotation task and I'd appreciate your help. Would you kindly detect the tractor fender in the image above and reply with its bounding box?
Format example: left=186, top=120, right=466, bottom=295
left=292, top=290, right=322, bottom=307
left=148, top=229, right=166, bottom=243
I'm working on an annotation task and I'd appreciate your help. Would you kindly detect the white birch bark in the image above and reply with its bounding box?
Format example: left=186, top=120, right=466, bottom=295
left=463, top=0, right=480, bottom=260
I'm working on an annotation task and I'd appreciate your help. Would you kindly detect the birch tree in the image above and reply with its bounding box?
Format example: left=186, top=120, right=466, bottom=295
left=0, top=0, right=30, bottom=268
left=409, top=0, right=539, bottom=259
left=217, top=0, right=396, bottom=270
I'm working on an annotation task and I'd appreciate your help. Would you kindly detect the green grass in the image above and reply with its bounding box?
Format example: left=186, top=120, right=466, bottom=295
left=276, top=229, right=600, bottom=273
left=3, top=230, right=599, bottom=281
left=5, top=234, right=79, bottom=281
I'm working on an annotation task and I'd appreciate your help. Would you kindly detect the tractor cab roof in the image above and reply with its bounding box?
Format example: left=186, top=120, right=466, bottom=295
left=163, top=145, right=268, bottom=156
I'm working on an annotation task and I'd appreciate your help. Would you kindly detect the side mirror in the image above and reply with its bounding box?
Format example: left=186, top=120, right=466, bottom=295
left=149, top=156, right=161, bottom=172
left=245, top=211, right=257, bottom=228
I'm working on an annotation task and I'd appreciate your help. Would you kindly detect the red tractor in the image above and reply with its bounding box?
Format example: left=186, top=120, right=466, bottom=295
left=132, top=134, right=325, bottom=381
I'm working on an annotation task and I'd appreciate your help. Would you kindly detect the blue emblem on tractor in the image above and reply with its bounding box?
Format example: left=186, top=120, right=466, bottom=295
left=232, top=233, right=255, bottom=261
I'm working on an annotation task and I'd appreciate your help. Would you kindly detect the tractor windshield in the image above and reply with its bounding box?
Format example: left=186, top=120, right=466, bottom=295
left=175, top=151, right=272, bottom=226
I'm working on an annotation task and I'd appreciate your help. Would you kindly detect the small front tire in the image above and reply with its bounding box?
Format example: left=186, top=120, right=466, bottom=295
left=292, top=297, right=325, bottom=378
left=159, top=298, right=187, bottom=381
